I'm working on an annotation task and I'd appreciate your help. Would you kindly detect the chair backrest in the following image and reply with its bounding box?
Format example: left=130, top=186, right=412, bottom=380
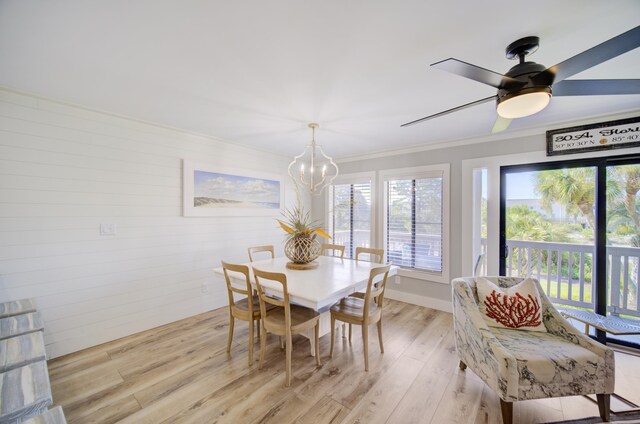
left=453, top=276, right=556, bottom=319
left=221, top=261, right=253, bottom=313
left=355, top=247, right=384, bottom=264
left=248, top=245, right=275, bottom=262
left=321, top=243, right=345, bottom=258
left=253, top=268, right=290, bottom=330
left=364, top=264, right=391, bottom=314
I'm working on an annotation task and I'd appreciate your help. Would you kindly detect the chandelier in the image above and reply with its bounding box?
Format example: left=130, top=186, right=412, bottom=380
left=288, top=123, right=339, bottom=195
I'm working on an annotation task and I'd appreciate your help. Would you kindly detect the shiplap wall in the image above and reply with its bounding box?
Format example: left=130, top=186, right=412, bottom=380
left=0, top=88, right=301, bottom=358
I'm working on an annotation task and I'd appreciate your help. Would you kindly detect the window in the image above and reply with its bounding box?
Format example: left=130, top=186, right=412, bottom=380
left=328, top=176, right=372, bottom=259
left=381, top=165, right=449, bottom=282
left=472, top=168, right=488, bottom=276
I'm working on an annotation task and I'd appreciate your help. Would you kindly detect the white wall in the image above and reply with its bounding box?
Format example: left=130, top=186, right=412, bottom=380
left=0, top=88, right=301, bottom=358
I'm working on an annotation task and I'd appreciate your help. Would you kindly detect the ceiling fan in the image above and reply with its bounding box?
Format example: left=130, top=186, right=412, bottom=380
left=402, top=25, right=640, bottom=133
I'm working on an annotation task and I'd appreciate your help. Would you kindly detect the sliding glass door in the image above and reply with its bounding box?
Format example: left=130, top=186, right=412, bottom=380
left=500, top=154, right=640, bottom=347
left=605, top=160, right=640, bottom=346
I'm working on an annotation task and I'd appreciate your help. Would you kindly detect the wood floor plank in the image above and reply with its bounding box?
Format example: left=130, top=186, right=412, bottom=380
left=429, top=367, right=485, bottom=424
left=340, top=356, right=423, bottom=424
left=560, top=395, right=604, bottom=420
left=385, top=331, right=456, bottom=423
left=68, top=394, right=141, bottom=424
left=116, top=329, right=222, bottom=380
left=472, top=386, right=502, bottom=424
left=48, top=351, right=112, bottom=382
left=51, top=364, right=124, bottom=406
left=514, top=399, right=564, bottom=424
left=105, top=313, right=222, bottom=359
left=328, top=303, right=433, bottom=409
left=44, top=300, right=640, bottom=424
left=59, top=331, right=232, bottom=421
left=133, top=341, right=249, bottom=408
left=401, top=308, right=450, bottom=361
left=293, top=396, right=350, bottom=424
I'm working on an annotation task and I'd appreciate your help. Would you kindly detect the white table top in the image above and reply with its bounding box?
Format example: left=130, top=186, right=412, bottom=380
left=214, top=256, right=398, bottom=311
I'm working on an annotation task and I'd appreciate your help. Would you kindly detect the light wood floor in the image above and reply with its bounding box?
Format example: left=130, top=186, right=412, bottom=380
left=48, top=300, right=640, bottom=424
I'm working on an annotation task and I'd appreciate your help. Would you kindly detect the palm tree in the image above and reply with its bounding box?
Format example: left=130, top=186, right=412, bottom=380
left=535, top=168, right=597, bottom=229
left=608, top=165, right=640, bottom=241
left=535, top=168, right=621, bottom=231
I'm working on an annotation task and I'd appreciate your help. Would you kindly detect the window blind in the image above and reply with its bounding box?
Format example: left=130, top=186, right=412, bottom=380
left=386, top=176, right=443, bottom=272
left=330, top=181, right=372, bottom=259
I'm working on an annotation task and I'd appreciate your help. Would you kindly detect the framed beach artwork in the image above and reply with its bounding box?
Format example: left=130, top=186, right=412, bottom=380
left=183, top=160, right=284, bottom=217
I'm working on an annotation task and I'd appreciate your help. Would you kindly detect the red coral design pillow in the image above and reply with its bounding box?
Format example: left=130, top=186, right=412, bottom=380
left=476, top=278, right=546, bottom=332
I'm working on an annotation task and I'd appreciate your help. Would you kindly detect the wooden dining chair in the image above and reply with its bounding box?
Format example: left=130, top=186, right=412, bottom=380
left=221, top=261, right=272, bottom=367
left=248, top=245, right=275, bottom=262
left=253, top=268, right=321, bottom=386
left=330, top=264, right=391, bottom=371
left=355, top=247, right=384, bottom=264
left=348, top=247, right=386, bottom=338
left=320, top=243, right=345, bottom=258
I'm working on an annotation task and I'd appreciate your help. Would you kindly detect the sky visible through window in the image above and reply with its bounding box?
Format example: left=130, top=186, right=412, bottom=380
left=506, top=171, right=538, bottom=199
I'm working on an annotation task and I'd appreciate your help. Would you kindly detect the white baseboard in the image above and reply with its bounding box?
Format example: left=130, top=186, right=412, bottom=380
left=385, top=289, right=453, bottom=313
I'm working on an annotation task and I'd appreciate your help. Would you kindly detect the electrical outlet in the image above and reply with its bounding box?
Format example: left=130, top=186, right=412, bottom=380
left=100, top=223, right=117, bottom=236
left=201, top=282, right=209, bottom=293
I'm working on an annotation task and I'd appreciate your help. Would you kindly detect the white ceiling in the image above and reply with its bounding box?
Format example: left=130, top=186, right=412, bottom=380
left=1, top=1, right=639, bottom=159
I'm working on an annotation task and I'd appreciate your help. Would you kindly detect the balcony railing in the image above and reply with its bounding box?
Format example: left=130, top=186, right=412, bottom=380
left=503, top=239, right=640, bottom=318
left=333, top=231, right=639, bottom=318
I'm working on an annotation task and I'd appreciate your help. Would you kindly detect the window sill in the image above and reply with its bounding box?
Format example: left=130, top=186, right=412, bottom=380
left=397, top=268, right=450, bottom=284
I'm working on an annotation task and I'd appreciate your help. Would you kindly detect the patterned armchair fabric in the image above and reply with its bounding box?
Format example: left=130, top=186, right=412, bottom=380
left=452, top=276, right=614, bottom=421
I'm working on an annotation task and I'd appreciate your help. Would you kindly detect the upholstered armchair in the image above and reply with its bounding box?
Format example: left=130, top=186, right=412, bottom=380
left=452, top=276, right=615, bottom=424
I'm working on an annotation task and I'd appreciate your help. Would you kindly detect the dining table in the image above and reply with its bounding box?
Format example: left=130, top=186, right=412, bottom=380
left=213, top=255, right=398, bottom=355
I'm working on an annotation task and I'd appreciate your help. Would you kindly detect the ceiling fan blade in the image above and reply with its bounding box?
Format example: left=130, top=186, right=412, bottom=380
left=401, top=96, right=496, bottom=127
left=491, top=116, right=512, bottom=133
left=553, top=79, right=640, bottom=96
left=431, top=58, right=522, bottom=89
left=533, top=25, right=640, bottom=86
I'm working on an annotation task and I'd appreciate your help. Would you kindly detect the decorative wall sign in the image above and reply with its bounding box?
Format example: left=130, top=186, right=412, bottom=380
left=546, top=116, right=640, bottom=156
left=183, top=160, right=283, bottom=217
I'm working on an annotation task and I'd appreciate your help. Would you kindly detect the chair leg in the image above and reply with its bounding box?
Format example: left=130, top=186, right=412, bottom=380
left=248, top=318, right=254, bottom=367
left=596, top=394, right=610, bottom=422
left=226, top=314, right=234, bottom=353
left=499, top=400, right=513, bottom=424
left=362, top=324, right=369, bottom=371
left=285, top=333, right=293, bottom=387
left=377, top=320, right=384, bottom=353
left=330, top=316, right=336, bottom=357
left=257, top=319, right=261, bottom=338
left=349, top=323, right=352, bottom=342
left=459, top=360, right=467, bottom=371
left=342, top=323, right=346, bottom=338
left=259, top=323, right=266, bottom=370
left=314, top=322, right=321, bottom=366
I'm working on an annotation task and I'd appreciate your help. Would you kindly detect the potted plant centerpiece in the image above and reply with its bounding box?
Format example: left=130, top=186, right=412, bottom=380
left=277, top=206, right=331, bottom=269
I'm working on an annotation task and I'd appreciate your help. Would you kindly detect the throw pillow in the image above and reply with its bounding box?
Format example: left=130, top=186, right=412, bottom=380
left=476, top=277, right=546, bottom=332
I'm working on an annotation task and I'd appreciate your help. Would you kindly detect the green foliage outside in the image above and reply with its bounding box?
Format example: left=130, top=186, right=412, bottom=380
left=502, top=165, right=640, bottom=307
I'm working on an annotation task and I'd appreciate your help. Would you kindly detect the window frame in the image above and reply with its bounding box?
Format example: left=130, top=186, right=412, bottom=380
left=379, top=164, right=450, bottom=284
left=325, top=172, right=376, bottom=259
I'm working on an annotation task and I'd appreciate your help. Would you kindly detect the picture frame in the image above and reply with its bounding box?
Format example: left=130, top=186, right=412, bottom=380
left=183, top=160, right=284, bottom=217
left=546, top=116, right=640, bottom=156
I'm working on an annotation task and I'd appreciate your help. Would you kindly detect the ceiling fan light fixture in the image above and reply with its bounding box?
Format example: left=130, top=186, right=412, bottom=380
left=496, top=87, right=552, bottom=119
